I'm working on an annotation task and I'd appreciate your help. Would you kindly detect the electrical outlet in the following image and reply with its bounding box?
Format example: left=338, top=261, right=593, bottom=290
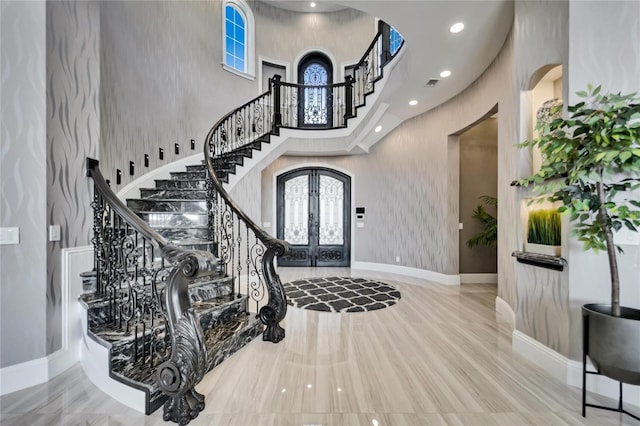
left=395, top=256, right=400, bottom=263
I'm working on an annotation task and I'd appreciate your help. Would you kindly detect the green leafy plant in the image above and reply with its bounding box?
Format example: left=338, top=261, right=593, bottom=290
left=467, top=195, right=497, bottom=248
left=527, top=209, right=561, bottom=246
left=518, top=85, right=640, bottom=316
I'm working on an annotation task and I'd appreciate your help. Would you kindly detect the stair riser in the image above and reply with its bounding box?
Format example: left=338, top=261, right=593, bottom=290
left=205, top=318, right=264, bottom=372
left=127, top=199, right=207, bottom=213
left=185, top=164, right=206, bottom=172
left=154, top=227, right=210, bottom=242
left=154, top=179, right=206, bottom=189
left=170, top=171, right=206, bottom=180
left=136, top=212, right=208, bottom=227
left=140, top=189, right=207, bottom=199
left=190, top=277, right=234, bottom=303
left=178, top=241, right=216, bottom=252
left=198, top=297, right=247, bottom=330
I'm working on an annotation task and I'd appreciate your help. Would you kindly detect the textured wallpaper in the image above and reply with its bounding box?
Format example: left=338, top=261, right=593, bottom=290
left=0, top=1, right=48, bottom=368
left=46, top=0, right=100, bottom=355
left=99, top=0, right=373, bottom=190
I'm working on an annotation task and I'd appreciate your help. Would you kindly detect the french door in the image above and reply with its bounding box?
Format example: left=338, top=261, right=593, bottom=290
left=277, top=168, right=350, bottom=267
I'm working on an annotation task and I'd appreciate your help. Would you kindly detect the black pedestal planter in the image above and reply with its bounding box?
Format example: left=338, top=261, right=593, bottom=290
left=582, top=303, right=640, bottom=420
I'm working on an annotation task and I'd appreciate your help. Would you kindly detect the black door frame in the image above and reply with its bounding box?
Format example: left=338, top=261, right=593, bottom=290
left=297, top=52, right=333, bottom=128
left=276, top=167, right=351, bottom=267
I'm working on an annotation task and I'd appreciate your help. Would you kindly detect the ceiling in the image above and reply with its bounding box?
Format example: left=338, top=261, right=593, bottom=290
left=263, top=1, right=514, bottom=123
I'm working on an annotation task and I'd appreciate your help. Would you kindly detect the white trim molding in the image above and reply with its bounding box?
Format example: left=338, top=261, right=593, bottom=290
left=495, top=296, right=515, bottom=330
left=351, top=261, right=460, bottom=285
left=460, top=273, right=497, bottom=284
left=0, top=246, right=93, bottom=395
left=512, top=330, right=640, bottom=409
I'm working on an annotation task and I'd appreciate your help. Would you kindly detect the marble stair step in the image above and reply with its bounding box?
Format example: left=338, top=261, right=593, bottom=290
left=154, top=179, right=206, bottom=189
left=140, top=188, right=207, bottom=200
left=107, top=301, right=260, bottom=415
left=127, top=198, right=207, bottom=213
left=185, top=164, right=206, bottom=172
left=152, top=225, right=210, bottom=242
left=136, top=211, right=208, bottom=227
left=170, top=170, right=206, bottom=180
left=80, top=274, right=234, bottom=326
left=173, top=239, right=216, bottom=253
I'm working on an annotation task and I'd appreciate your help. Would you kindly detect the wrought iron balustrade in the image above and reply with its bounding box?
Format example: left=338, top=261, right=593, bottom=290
left=86, top=158, right=218, bottom=424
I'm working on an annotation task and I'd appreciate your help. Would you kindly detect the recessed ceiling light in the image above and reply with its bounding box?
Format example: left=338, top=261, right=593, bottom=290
left=409, top=100, right=418, bottom=106
left=440, top=70, right=452, bottom=78
left=450, top=22, right=464, bottom=33
left=310, top=2, right=316, bottom=7
left=307, top=384, right=313, bottom=389
left=374, top=125, right=382, bottom=133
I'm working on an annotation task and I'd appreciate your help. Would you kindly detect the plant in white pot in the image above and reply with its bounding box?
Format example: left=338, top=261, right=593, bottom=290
left=518, top=85, right=640, bottom=419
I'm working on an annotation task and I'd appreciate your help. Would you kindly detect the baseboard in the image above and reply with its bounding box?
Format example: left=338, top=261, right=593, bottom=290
left=0, top=246, right=93, bottom=395
left=512, top=330, right=568, bottom=380
left=513, top=330, right=640, bottom=409
left=350, top=261, right=460, bottom=285
left=460, top=273, right=497, bottom=284
left=495, top=296, right=515, bottom=330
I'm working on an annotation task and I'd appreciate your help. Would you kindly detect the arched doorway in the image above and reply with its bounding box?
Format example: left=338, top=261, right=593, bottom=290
left=277, top=167, right=350, bottom=267
left=297, top=52, right=333, bottom=128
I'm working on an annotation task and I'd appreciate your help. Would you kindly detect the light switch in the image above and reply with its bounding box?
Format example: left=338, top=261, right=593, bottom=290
left=459, top=222, right=464, bottom=230
left=0, top=227, right=19, bottom=245
left=263, top=222, right=271, bottom=228
left=49, top=225, right=61, bottom=242
left=356, top=222, right=365, bottom=228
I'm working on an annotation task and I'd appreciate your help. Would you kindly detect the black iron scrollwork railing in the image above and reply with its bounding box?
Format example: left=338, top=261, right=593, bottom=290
left=86, top=158, right=216, bottom=425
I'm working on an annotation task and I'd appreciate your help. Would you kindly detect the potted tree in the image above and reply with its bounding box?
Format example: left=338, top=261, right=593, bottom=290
left=518, top=85, right=640, bottom=418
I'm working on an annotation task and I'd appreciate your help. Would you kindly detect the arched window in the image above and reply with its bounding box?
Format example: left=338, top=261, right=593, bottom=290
left=297, top=52, right=333, bottom=127
left=222, top=0, right=255, bottom=78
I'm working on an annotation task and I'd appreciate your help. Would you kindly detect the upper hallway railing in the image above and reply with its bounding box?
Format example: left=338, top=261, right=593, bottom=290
left=206, top=21, right=404, bottom=159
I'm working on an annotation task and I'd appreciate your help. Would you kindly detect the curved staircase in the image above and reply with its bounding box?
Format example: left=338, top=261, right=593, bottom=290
left=80, top=21, right=403, bottom=425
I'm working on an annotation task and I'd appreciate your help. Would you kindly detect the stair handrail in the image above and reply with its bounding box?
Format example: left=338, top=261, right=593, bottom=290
left=86, top=158, right=216, bottom=424
left=203, top=128, right=290, bottom=344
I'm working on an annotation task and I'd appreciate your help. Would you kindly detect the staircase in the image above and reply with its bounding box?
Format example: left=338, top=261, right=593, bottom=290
left=80, top=149, right=271, bottom=415
left=81, top=21, right=402, bottom=425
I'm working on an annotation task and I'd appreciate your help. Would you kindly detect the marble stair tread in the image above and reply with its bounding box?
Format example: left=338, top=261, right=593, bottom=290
left=109, top=311, right=262, bottom=413
left=88, top=294, right=244, bottom=347
left=204, top=315, right=264, bottom=372
left=126, top=199, right=207, bottom=213
left=170, top=170, right=207, bottom=180
left=140, top=188, right=207, bottom=200
left=152, top=225, right=210, bottom=241
left=154, top=179, right=206, bottom=189
left=80, top=274, right=232, bottom=310
left=136, top=211, right=208, bottom=227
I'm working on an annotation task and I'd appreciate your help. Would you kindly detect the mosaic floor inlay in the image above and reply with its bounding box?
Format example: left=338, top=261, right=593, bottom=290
left=283, top=276, right=401, bottom=313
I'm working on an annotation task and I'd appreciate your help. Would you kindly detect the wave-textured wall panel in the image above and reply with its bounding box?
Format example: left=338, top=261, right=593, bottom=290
left=516, top=265, right=568, bottom=356
left=0, top=1, right=48, bottom=368
left=46, top=0, right=100, bottom=354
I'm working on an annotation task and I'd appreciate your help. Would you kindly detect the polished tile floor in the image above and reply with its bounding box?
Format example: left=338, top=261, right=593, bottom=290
left=1, top=267, right=638, bottom=425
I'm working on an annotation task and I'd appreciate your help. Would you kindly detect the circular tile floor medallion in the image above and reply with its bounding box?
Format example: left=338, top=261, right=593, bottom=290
left=283, top=276, right=401, bottom=313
